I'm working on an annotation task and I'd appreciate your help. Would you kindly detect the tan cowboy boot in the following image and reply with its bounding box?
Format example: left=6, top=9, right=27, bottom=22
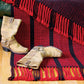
left=1, top=16, right=28, bottom=54
left=17, top=46, right=62, bottom=69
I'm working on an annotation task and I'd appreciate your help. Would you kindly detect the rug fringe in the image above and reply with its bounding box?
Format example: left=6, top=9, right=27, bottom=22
left=19, top=0, right=35, bottom=16
left=73, top=22, right=84, bottom=45
left=8, top=66, right=84, bottom=81
left=36, top=3, right=52, bottom=28
left=54, top=13, right=69, bottom=38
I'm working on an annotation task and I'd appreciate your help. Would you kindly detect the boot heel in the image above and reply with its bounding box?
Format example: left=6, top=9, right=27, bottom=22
left=2, top=47, right=10, bottom=52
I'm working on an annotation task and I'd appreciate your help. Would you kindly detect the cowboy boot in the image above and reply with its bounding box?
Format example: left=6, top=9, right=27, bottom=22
left=1, top=16, right=28, bottom=54
left=17, top=46, right=62, bottom=69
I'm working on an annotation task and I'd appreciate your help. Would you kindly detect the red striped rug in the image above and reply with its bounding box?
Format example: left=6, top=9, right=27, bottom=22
left=1, top=0, right=84, bottom=81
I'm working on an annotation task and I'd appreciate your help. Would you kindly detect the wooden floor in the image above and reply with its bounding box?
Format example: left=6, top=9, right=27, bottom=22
left=0, top=43, right=84, bottom=84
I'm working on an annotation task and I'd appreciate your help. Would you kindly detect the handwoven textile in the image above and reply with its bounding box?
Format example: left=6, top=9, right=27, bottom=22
left=1, top=0, right=84, bottom=81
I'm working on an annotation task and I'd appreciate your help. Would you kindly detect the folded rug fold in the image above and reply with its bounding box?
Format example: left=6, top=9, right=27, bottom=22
left=2, top=0, right=84, bottom=45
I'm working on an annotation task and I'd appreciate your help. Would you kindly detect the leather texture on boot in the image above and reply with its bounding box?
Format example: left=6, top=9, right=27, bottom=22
left=1, top=16, right=28, bottom=54
left=17, top=46, right=62, bottom=69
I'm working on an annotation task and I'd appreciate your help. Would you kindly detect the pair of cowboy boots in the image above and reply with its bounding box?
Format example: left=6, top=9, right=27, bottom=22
left=1, top=16, right=62, bottom=69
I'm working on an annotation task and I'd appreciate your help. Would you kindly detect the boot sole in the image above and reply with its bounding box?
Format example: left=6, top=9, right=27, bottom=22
left=2, top=47, right=10, bottom=52
left=2, top=47, right=28, bottom=54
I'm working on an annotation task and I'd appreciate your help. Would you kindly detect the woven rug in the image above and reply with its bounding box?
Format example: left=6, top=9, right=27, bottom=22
left=1, top=0, right=84, bottom=81
left=8, top=51, right=84, bottom=81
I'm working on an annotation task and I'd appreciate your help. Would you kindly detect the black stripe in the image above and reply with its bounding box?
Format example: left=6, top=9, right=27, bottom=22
left=49, top=29, right=53, bottom=46
left=33, top=70, right=40, bottom=81
left=54, top=58, right=64, bottom=80
left=69, top=38, right=84, bottom=77
left=68, top=20, right=84, bottom=77
left=10, top=4, right=14, bottom=67
left=69, top=38, right=83, bottom=67
left=10, top=52, right=14, bottom=67
left=49, top=10, right=64, bottom=80
left=30, top=16, right=34, bottom=49
left=11, top=5, right=14, bottom=17
left=68, top=20, right=73, bottom=38
left=30, top=16, right=39, bottom=81
left=49, top=10, right=54, bottom=46
left=68, top=20, right=84, bottom=67
left=80, top=68, right=84, bottom=77
left=8, top=5, right=15, bottom=80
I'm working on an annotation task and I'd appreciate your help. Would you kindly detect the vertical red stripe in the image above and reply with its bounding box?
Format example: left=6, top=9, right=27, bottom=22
left=19, top=0, right=26, bottom=10
left=54, top=67, right=59, bottom=80
left=73, top=23, right=78, bottom=42
left=18, top=67, right=23, bottom=80
left=50, top=67, right=54, bottom=80
left=27, top=0, right=35, bottom=16
left=59, top=15, right=62, bottom=34
left=61, top=16, right=65, bottom=35
left=78, top=25, right=82, bottom=44
left=36, top=3, right=43, bottom=23
left=54, top=13, right=60, bottom=33
left=73, top=23, right=83, bottom=45
left=66, top=19, right=69, bottom=38
left=46, top=8, right=52, bottom=27
left=64, top=18, right=67, bottom=37
left=24, top=0, right=29, bottom=13
left=40, top=68, right=43, bottom=80
left=82, top=27, right=84, bottom=45
left=41, top=5, right=46, bottom=25
left=41, top=6, right=52, bottom=28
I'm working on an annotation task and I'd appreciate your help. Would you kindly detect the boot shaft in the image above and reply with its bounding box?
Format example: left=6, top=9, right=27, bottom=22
left=1, top=16, right=22, bottom=38
left=1, top=16, right=22, bottom=48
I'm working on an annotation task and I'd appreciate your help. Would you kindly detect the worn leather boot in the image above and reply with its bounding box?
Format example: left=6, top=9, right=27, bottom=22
left=1, top=16, right=28, bottom=54
left=17, top=46, right=62, bottom=69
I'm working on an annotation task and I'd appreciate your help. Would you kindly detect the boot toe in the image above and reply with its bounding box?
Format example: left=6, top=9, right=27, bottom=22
left=10, top=44, right=28, bottom=54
